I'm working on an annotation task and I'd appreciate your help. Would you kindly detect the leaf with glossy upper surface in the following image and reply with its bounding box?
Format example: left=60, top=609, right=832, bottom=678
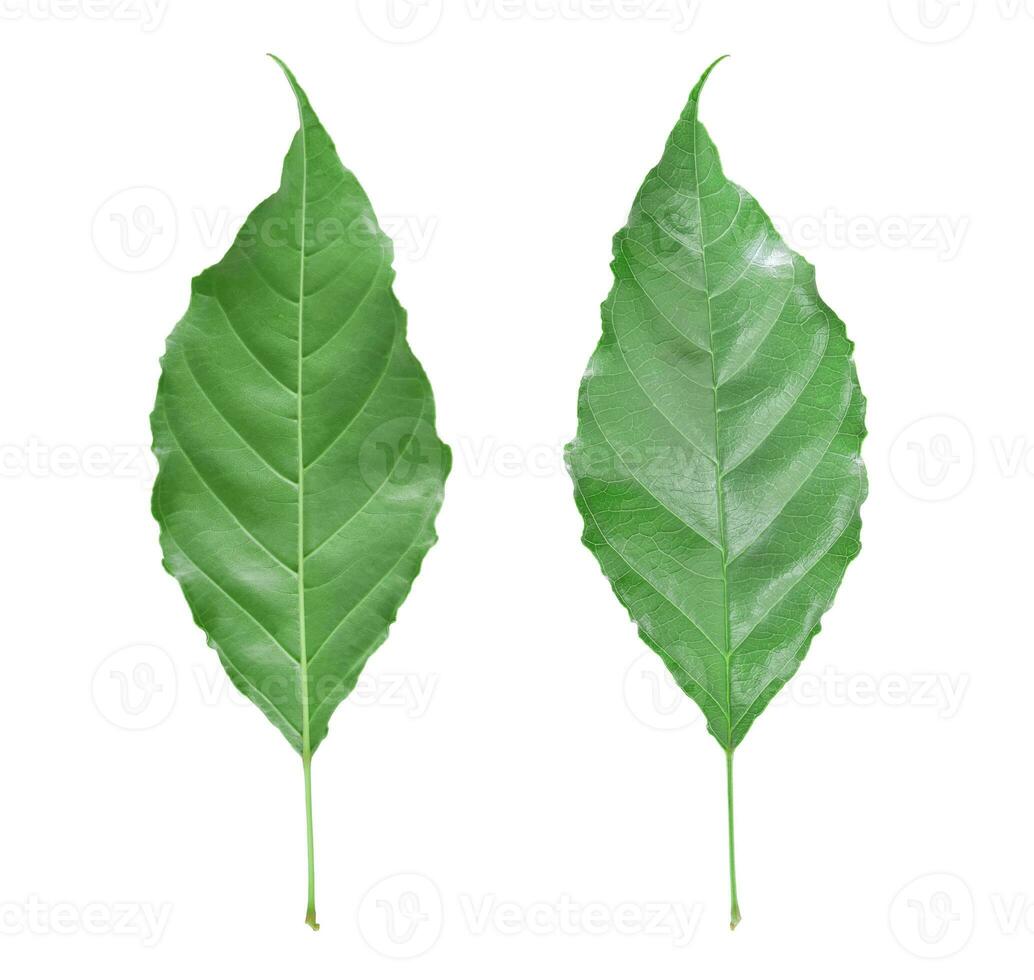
left=565, top=59, right=866, bottom=751
left=151, top=60, right=450, bottom=758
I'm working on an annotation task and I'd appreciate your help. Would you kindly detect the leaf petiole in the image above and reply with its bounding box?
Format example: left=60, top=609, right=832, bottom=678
left=303, top=751, right=319, bottom=931
left=726, top=748, right=740, bottom=930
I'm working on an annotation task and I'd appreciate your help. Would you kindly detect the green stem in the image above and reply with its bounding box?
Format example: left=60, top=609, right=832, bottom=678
left=726, top=748, right=741, bottom=930
left=303, top=751, right=319, bottom=930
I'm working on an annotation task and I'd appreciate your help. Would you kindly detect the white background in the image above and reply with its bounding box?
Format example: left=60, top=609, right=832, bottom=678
left=0, top=0, right=1030, bottom=975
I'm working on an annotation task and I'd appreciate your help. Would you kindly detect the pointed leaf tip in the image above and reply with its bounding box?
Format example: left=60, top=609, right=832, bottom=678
left=690, top=54, right=730, bottom=103
left=266, top=51, right=289, bottom=75
left=266, top=53, right=307, bottom=109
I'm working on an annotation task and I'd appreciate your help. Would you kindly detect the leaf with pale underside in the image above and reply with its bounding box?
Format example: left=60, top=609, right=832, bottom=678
left=150, top=57, right=449, bottom=929
left=564, top=58, right=866, bottom=928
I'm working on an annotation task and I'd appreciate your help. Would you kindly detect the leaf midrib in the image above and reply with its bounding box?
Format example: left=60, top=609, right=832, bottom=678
left=689, top=104, right=734, bottom=749
left=294, top=110, right=312, bottom=762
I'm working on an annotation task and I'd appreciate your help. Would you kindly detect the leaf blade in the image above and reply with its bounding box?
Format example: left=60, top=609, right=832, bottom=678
left=151, top=59, right=450, bottom=757
left=566, top=60, right=866, bottom=750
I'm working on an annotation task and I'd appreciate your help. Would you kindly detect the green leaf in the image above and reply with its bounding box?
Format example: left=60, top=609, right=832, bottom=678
left=151, top=57, right=450, bottom=930
left=564, top=57, right=866, bottom=928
